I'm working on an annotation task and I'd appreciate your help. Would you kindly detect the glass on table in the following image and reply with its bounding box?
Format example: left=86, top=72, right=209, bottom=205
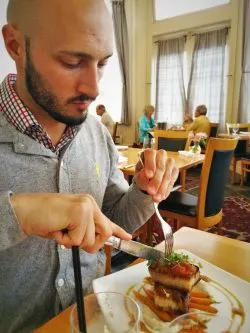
left=231, top=123, right=240, bottom=136
left=70, top=292, right=141, bottom=333
left=143, top=136, right=155, bottom=149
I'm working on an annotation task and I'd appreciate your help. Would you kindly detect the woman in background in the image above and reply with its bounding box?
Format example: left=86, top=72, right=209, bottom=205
left=138, top=105, right=157, bottom=144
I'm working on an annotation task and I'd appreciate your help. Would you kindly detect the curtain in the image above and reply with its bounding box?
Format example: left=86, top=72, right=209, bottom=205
left=187, top=29, right=227, bottom=127
left=155, top=37, right=186, bottom=125
left=239, top=0, right=250, bottom=122
left=112, top=0, right=131, bottom=125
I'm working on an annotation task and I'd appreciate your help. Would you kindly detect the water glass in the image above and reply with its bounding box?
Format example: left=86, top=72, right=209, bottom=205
left=70, top=292, right=141, bottom=333
left=143, top=136, right=155, bottom=149
left=232, top=123, right=239, bottom=136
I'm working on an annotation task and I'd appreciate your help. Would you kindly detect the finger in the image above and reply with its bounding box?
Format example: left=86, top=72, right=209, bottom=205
left=84, top=234, right=108, bottom=254
left=78, top=219, right=95, bottom=251
left=155, top=165, right=179, bottom=202
left=145, top=150, right=168, bottom=196
left=111, top=222, right=132, bottom=240
left=152, top=158, right=177, bottom=202
left=162, top=166, right=179, bottom=199
left=53, top=230, right=77, bottom=247
left=142, top=149, right=156, bottom=179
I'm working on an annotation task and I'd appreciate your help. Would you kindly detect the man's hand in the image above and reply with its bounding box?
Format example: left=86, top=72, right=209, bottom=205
left=134, top=149, right=179, bottom=202
left=10, top=193, right=131, bottom=252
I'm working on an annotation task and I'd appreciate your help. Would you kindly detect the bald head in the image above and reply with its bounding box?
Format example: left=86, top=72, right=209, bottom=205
left=3, top=0, right=114, bottom=127
left=6, top=0, right=112, bottom=38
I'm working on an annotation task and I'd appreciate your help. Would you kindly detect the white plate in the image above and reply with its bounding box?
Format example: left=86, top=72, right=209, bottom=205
left=93, top=250, right=250, bottom=333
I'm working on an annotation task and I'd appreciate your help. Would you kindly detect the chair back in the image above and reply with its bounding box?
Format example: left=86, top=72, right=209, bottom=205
left=154, top=130, right=192, bottom=151
left=197, top=137, right=238, bottom=228
left=112, top=122, right=119, bottom=143
left=209, top=123, right=219, bottom=137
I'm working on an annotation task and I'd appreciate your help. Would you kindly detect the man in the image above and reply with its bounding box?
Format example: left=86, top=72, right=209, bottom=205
left=0, top=0, right=178, bottom=332
left=96, top=104, right=115, bottom=136
left=184, top=104, right=210, bottom=136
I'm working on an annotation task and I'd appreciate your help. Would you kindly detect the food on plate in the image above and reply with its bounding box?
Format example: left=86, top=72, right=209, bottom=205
left=146, top=252, right=202, bottom=314
left=148, top=260, right=200, bottom=292
left=154, top=282, right=189, bottom=313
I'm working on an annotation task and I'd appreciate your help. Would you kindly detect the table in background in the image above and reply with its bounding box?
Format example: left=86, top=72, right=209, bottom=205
left=35, top=227, right=250, bottom=332
left=118, top=148, right=204, bottom=191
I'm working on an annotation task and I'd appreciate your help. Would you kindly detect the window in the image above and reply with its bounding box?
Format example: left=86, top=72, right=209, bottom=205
left=88, top=1, right=123, bottom=122
left=153, top=29, right=228, bottom=125
left=155, top=38, right=186, bottom=125
left=154, top=0, right=230, bottom=21
left=88, top=49, right=123, bottom=122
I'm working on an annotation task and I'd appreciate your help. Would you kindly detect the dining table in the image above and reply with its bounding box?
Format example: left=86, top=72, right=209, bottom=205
left=118, top=147, right=205, bottom=191
left=35, top=227, right=250, bottom=332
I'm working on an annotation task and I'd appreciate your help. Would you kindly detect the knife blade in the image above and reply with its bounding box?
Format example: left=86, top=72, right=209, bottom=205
left=105, top=236, right=165, bottom=261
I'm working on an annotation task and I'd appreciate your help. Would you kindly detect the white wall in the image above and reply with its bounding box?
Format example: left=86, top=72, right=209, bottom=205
left=0, top=0, right=16, bottom=81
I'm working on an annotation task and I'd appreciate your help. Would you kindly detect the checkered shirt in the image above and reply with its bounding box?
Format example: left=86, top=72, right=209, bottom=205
left=0, top=74, right=77, bottom=154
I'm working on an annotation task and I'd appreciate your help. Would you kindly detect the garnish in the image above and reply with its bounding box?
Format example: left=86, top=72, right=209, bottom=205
left=147, top=258, right=157, bottom=267
left=147, top=251, right=203, bottom=268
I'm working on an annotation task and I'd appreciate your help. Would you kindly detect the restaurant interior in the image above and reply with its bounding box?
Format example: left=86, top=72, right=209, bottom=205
left=1, top=0, right=250, bottom=332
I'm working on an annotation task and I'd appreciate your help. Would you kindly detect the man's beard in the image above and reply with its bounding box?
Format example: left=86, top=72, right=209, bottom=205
left=25, top=38, right=94, bottom=126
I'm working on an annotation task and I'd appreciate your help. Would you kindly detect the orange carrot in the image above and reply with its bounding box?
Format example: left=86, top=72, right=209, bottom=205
left=191, top=291, right=210, bottom=298
left=143, top=287, right=154, bottom=300
left=140, top=321, right=152, bottom=333
left=190, top=297, right=213, bottom=305
left=189, top=302, right=218, bottom=314
left=179, top=326, right=206, bottom=333
left=134, top=291, right=172, bottom=322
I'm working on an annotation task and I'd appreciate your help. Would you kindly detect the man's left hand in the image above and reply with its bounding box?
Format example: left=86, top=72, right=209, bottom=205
left=134, top=149, right=179, bottom=202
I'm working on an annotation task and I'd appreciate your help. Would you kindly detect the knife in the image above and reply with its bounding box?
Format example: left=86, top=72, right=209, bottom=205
left=105, top=236, right=165, bottom=261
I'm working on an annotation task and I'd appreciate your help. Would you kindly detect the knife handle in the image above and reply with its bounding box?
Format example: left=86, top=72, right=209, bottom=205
left=105, top=236, right=121, bottom=249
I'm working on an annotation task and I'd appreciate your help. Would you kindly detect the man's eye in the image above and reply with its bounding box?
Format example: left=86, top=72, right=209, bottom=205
left=62, top=62, right=80, bottom=69
left=98, top=62, right=108, bottom=69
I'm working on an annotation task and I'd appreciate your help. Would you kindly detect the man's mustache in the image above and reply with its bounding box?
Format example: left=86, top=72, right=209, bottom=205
left=68, top=94, right=95, bottom=103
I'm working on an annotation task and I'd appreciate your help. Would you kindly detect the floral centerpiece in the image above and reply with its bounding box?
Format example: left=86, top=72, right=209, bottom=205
left=190, top=132, right=207, bottom=154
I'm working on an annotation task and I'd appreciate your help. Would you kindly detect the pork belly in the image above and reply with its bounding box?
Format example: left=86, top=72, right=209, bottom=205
left=154, top=282, right=190, bottom=313
left=148, top=261, right=200, bottom=292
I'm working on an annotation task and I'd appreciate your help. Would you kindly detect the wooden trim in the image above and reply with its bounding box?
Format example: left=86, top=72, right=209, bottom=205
left=241, top=159, right=250, bottom=186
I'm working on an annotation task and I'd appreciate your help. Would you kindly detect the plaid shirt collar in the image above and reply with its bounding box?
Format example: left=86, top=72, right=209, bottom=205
left=0, top=74, right=78, bottom=154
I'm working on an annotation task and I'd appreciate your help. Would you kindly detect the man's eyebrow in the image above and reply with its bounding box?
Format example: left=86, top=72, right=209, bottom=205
left=58, top=51, right=113, bottom=60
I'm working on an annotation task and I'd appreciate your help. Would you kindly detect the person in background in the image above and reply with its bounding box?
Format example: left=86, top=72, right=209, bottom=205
left=138, top=105, right=157, bottom=144
left=96, top=104, right=115, bottom=136
left=0, top=0, right=178, bottom=332
left=184, top=104, right=210, bottom=136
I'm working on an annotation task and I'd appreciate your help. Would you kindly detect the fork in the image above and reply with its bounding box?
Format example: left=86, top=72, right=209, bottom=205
left=137, top=153, right=174, bottom=257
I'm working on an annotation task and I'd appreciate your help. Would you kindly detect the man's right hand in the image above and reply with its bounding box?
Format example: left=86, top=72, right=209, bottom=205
left=10, top=193, right=131, bottom=253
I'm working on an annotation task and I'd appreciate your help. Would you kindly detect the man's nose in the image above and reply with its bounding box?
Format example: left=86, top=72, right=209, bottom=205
left=77, top=66, right=100, bottom=99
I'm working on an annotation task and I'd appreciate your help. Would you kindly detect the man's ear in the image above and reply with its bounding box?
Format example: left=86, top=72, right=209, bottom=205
left=2, top=24, right=23, bottom=62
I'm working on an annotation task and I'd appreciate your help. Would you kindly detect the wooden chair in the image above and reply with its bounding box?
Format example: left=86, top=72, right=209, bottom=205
left=154, top=130, right=192, bottom=191
left=154, top=130, right=192, bottom=151
left=112, top=122, right=119, bottom=143
left=226, top=123, right=250, bottom=183
left=209, top=122, right=219, bottom=138
left=240, top=156, right=250, bottom=186
left=157, top=137, right=238, bottom=231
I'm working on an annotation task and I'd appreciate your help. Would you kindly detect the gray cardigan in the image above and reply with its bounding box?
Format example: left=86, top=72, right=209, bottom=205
left=0, top=113, right=154, bottom=333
